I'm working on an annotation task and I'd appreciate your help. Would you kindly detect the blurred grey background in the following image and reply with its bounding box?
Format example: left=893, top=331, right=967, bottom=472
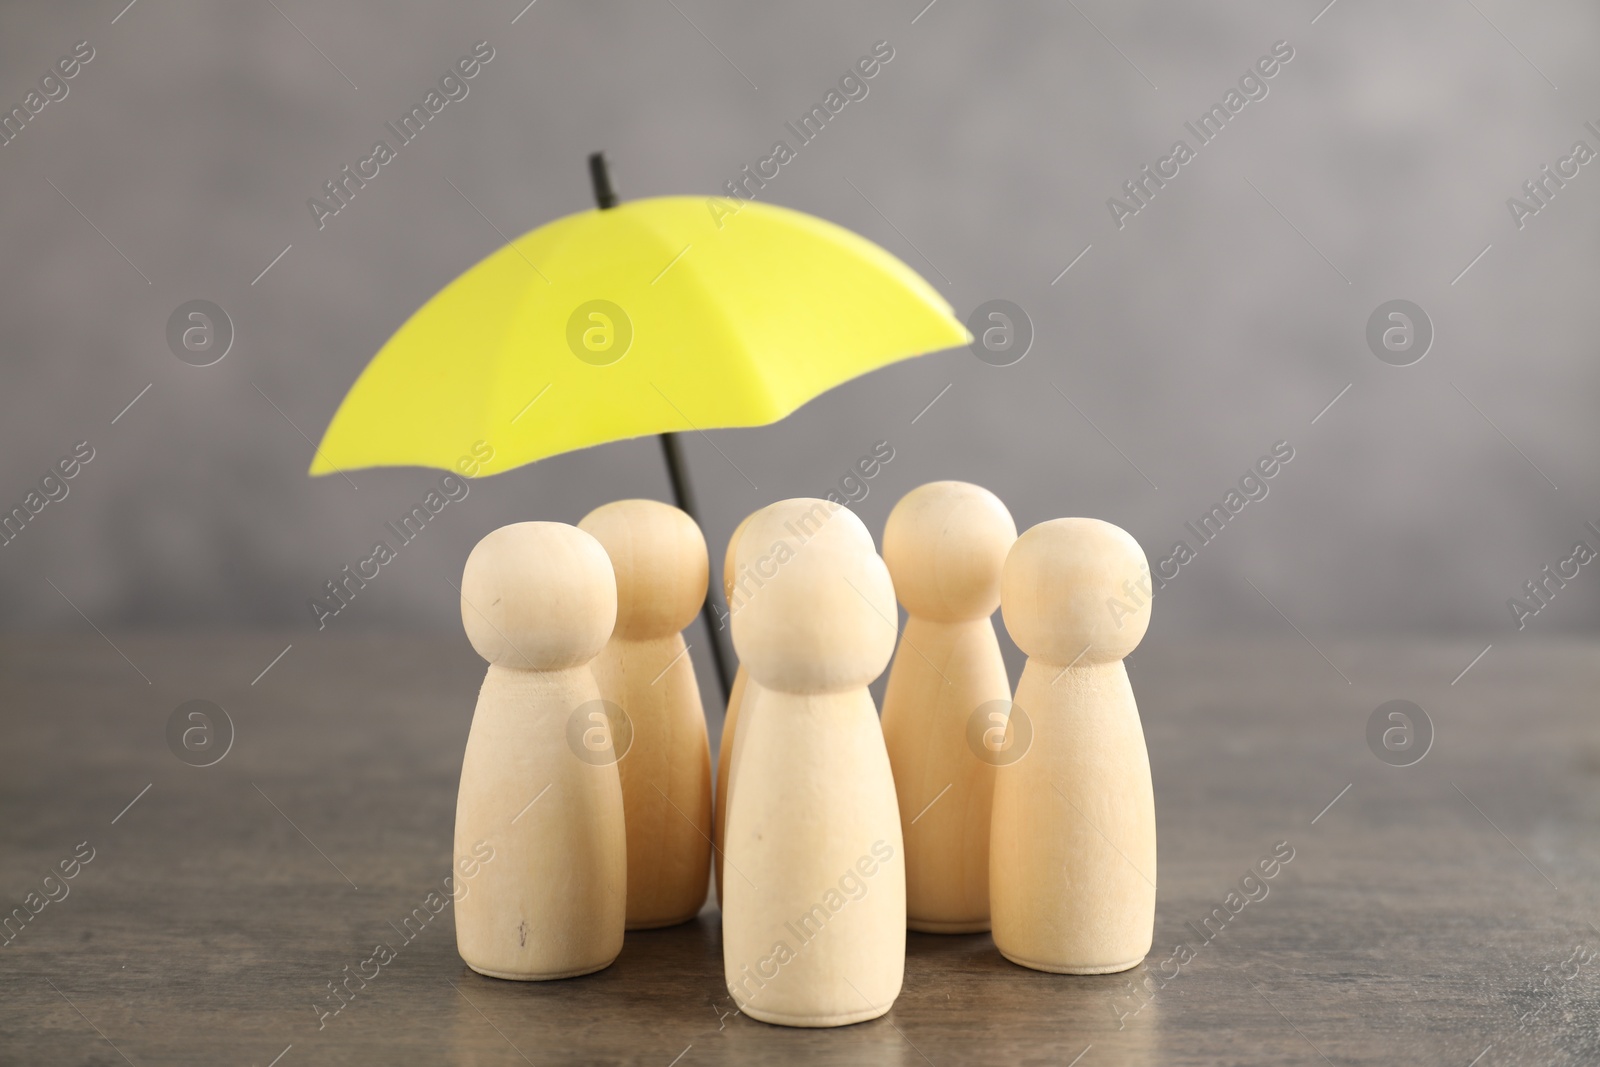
left=3, top=0, right=1598, bottom=686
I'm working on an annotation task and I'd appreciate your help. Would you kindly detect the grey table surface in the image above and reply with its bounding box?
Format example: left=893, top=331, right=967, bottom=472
left=2, top=632, right=1597, bottom=1066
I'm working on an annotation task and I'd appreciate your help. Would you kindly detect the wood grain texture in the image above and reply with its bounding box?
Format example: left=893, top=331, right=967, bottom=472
left=3, top=633, right=1599, bottom=1065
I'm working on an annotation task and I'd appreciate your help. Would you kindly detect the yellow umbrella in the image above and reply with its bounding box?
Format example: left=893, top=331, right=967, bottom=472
left=311, top=154, right=970, bottom=694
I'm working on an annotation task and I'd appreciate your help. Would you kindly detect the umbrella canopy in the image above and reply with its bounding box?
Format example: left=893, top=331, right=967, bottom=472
left=311, top=195, right=969, bottom=477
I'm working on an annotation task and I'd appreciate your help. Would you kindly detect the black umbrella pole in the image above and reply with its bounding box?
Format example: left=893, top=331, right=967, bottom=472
left=658, top=432, right=735, bottom=705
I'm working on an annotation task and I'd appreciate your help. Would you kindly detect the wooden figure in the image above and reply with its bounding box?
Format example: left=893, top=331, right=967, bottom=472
left=453, top=521, right=626, bottom=980
left=579, top=499, right=714, bottom=929
left=713, top=509, right=756, bottom=908
left=716, top=499, right=877, bottom=910
left=722, top=502, right=904, bottom=1027
left=880, top=481, right=1017, bottom=933
left=990, top=518, right=1156, bottom=974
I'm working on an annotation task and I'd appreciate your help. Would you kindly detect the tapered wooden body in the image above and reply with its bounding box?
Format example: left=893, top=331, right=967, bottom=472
left=715, top=500, right=875, bottom=912
left=592, top=633, right=712, bottom=928
left=990, top=659, right=1155, bottom=973
left=722, top=685, right=905, bottom=1026
left=993, top=516, right=1156, bottom=974
left=579, top=499, right=713, bottom=928
left=712, top=664, right=748, bottom=906
left=712, top=510, right=759, bottom=911
left=454, top=664, right=626, bottom=979
left=723, top=498, right=900, bottom=1026
left=881, top=616, right=1007, bottom=932
left=880, top=480, right=1017, bottom=934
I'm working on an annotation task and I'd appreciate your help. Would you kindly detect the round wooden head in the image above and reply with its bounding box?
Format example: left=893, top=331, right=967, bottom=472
left=723, top=510, right=758, bottom=601
left=1001, top=517, right=1151, bottom=666
left=883, top=480, right=1017, bottom=622
left=724, top=497, right=872, bottom=614
left=579, top=499, right=708, bottom=640
left=460, top=521, right=617, bottom=669
left=730, top=503, right=896, bottom=693
left=759, top=497, right=874, bottom=549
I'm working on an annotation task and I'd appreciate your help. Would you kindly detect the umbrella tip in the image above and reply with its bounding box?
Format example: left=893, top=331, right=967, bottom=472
left=588, top=151, right=618, bottom=210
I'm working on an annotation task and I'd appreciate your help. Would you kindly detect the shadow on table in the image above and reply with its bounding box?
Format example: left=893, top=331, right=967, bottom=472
left=439, top=912, right=1163, bottom=1065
